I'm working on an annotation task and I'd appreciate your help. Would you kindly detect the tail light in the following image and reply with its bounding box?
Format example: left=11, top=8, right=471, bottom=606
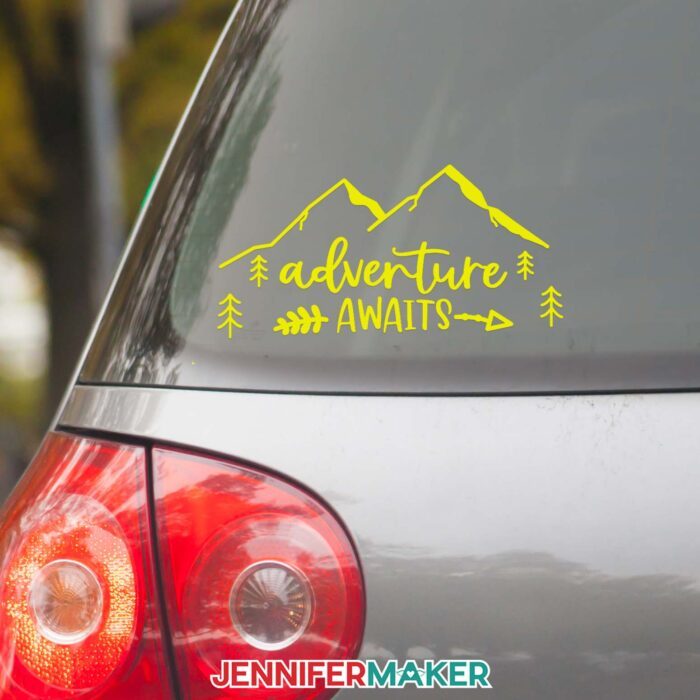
left=0, top=435, right=364, bottom=698
left=152, top=448, right=365, bottom=699
left=0, top=433, right=170, bottom=698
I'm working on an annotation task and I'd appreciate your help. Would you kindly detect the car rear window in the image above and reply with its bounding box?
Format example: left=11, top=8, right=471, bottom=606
left=82, top=0, right=700, bottom=393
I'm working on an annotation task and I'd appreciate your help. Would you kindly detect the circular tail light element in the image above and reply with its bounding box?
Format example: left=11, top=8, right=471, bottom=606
left=2, top=495, right=138, bottom=691
left=29, top=559, right=104, bottom=645
left=0, top=433, right=170, bottom=699
left=153, top=447, right=366, bottom=699
left=230, top=561, right=313, bottom=650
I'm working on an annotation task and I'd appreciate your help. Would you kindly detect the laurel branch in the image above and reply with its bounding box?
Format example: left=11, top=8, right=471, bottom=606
left=273, top=305, right=329, bottom=335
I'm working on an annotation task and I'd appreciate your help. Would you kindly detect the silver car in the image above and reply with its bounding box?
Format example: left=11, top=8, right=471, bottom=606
left=2, top=0, right=700, bottom=697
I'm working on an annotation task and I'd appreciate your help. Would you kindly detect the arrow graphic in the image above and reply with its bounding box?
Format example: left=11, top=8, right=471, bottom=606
left=453, top=308, right=514, bottom=332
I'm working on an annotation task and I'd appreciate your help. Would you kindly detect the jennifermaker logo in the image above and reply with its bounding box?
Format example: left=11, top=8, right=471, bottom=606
left=211, top=658, right=492, bottom=690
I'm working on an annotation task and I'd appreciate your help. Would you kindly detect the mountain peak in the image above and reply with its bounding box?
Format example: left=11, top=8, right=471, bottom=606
left=367, top=165, right=548, bottom=252
left=219, top=164, right=548, bottom=269
left=296, top=178, right=385, bottom=231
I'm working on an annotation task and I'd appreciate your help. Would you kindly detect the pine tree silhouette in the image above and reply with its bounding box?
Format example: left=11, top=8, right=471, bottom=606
left=217, top=293, right=244, bottom=339
left=539, top=286, right=563, bottom=327
left=517, top=250, right=534, bottom=280
left=248, top=254, right=269, bottom=287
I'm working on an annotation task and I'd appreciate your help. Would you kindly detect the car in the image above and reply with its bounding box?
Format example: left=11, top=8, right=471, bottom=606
left=2, top=0, right=700, bottom=697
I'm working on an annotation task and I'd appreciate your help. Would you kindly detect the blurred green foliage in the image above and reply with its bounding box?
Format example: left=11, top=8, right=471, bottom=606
left=118, top=0, right=232, bottom=219
left=0, top=0, right=232, bottom=228
left=0, top=0, right=233, bottom=468
left=0, top=375, right=43, bottom=425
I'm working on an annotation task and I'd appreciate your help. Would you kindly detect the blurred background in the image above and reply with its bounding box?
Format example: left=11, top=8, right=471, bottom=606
left=0, top=0, right=233, bottom=500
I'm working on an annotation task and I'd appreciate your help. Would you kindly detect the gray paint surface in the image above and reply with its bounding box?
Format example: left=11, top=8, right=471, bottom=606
left=61, top=385, right=700, bottom=697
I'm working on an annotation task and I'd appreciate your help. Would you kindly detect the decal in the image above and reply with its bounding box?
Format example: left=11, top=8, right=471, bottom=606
left=216, top=293, right=243, bottom=339
left=516, top=250, right=535, bottom=281
left=216, top=164, right=564, bottom=340
left=274, top=305, right=330, bottom=336
left=248, top=254, right=269, bottom=288
left=540, top=285, right=564, bottom=328
left=219, top=164, right=549, bottom=271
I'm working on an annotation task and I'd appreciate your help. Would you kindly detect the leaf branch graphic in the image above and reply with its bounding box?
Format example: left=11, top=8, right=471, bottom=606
left=274, top=305, right=329, bottom=335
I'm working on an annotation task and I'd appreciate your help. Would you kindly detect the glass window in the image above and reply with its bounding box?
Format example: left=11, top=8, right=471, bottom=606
left=83, top=0, right=700, bottom=392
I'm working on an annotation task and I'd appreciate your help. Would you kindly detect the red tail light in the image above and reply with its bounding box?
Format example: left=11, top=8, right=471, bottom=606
left=0, top=433, right=170, bottom=698
left=152, top=448, right=365, bottom=699
left=0, top=435, right=364, bottom=698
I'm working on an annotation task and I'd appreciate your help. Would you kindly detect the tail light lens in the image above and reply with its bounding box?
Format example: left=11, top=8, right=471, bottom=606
left=152, top=448, right=365, bottom=699
left=0, top=433, right=170, bottom=699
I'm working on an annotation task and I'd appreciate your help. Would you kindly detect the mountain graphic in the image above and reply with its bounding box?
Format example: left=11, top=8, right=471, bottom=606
left=219, top=164, right=549, bottom=269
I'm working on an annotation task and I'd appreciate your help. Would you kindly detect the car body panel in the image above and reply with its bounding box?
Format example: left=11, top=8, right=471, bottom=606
left=60, top=385, right=700, bottom=698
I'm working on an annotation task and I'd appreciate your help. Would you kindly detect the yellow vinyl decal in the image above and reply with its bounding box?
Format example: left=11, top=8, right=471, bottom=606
left=540, top=286, right=564, bottom=328
left=216, top=293, right=243, bottom=339
left=219, top=164, right=549, bottom=270
left=216, top=164, right=564, bottom=340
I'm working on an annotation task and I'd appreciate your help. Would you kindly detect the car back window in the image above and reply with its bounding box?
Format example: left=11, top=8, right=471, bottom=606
left=82, top=0, right=700, bottom=393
